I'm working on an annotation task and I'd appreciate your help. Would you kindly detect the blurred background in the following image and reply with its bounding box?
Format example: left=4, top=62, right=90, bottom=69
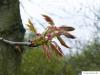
left=19, top=0, right=100, bottom=75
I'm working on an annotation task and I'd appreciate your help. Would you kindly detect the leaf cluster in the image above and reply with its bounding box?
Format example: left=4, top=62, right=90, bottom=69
left=26, top=15, right=75, bottom=59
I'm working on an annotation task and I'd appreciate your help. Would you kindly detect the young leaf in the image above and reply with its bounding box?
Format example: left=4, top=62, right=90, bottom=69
left=59, top=31, right=75, bottom=39
left=50, top=43, right=63, bottom=57
left=42, top=44, right=51, bottom=59
left=57, top=36, right=70, bottom=48
left=42, top=14, right=54, bottom=25
left=27, top=19, right=37, bottom=33
left=63, top=32, right=75, bottom=39
left=53, top=41, right=64, bottom=54
left=60, top=26, right=75, bottom=31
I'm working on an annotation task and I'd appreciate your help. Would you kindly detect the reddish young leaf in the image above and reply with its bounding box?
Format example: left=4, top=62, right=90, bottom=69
left=50, top=43, right=63, bottom=57
left=63, top=32, right=75, bottom=39
left=60, top=26, right=75, bottom=31
left=42, top=44, right=51, bottom=59
left=57, top=36, right=70, bottom=48
left=42, top=15, right=54, bottom=25
left=53, top=41, right=64, bottom=54
left=59, top=31, right=75, bottom=39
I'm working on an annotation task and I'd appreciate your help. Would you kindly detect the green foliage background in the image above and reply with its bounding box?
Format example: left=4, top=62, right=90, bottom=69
left=21, top=47, right=66, bottom=75
left=21, top=41, right=100, bottom=75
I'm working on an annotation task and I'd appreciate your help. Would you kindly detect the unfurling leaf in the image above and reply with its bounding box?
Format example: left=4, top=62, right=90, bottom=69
left=53, top=41, right=64, bottom=54
left=42, top=14, right=54, bottom=25
left=26, top=16, right=75, bottom=59
left=42, top=44, right=51, bottom=59
left=63, top=32, right=75, bottom=39
left=57, top=36, right=70, bottom=48
left=60, top=26, right=75, bottom=31
left=50, top=43, right=63, bottom=57
left=27, top=19, right=37, bottom=33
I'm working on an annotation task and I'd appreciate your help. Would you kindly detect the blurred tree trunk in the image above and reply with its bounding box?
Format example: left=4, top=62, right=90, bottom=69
left=0, top=0, right=25, bottom=75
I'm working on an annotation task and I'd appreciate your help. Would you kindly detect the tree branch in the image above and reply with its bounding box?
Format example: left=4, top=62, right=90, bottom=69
left=0, top=37, right=32, bottom=46
left=0, top=25, right=75, bottom=50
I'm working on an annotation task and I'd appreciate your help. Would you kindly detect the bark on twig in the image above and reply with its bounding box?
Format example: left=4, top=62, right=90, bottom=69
left=0, top=37, right=31, bottom=46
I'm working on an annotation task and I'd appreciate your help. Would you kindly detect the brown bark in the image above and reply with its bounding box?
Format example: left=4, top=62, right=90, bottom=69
left=0, top=0, right=25, bottom=75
